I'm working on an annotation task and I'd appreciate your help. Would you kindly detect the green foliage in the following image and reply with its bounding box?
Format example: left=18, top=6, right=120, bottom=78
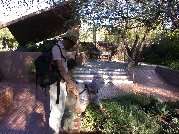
left=0, top=28, right=14, bottom=39
left=24, top=43, right=38, bottom=52
left=22, top=40, right=56, bottom=52
left=79, top=45, right=87, bottom=52
left=82, top=93, right=159, bottom=133
left=27, top=60, right=36, bottom=74
left=142, top=30, right=179, bottom=69
left=82, top=93, right=179, bottom=134
left=79, top=0, right=178, bottom=66
left=0, top=28, right=18, bottom=50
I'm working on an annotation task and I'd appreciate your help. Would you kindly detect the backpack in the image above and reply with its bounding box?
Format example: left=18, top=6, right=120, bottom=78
left=35, top=40, right=66, bottom=104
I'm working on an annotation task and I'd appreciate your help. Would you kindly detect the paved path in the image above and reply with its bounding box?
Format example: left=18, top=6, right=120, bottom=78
left=124, top=66, right=179, bottom=101
left=0, top=61, right=178, bottom=134
left=0, top=82, right=50, bottom=134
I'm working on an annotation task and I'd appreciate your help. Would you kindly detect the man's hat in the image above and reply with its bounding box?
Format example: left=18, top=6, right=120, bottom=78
left=62, top=29, right=79, bottom=44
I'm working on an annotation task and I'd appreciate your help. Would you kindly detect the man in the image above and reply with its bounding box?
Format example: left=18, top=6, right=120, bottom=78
left=49, top=29, right=79, bottom=134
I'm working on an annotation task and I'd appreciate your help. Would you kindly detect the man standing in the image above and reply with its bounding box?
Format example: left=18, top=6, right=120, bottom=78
left=49, top=29, right=79, bottom=134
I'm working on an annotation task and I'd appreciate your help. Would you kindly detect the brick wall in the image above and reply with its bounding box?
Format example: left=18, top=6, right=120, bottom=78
left=0, top=51, right=86, bottom=82
left=0, top=85, right=13, bottom=117
left=0, top=52, right=41, bottom=82
left=0, top=70, right=2, bottom=81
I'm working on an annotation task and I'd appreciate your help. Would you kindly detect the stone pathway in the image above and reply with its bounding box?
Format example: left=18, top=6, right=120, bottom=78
left=0, top=61, right=178, bottom=134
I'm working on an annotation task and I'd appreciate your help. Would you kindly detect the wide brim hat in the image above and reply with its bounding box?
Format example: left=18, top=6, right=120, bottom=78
left=62, top=30, right=79, bottom=45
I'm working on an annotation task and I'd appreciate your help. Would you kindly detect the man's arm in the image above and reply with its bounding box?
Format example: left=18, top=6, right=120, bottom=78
left=54, top=59, right=71, bottom=84
left=66, top=51, right=77, bottom=59
left=54, top=59, right=79, bottom=99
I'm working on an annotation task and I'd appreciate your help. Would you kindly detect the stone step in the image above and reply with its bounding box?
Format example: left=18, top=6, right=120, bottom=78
left=74, top=67, right=126, bottom=72
left=73, top=74, right=128, bottom=79
left=73, top=61, right=133, bottom=84
left=75, top=79, right=133, bottom=84
left=82, top=61, right=127, bottom=69
left=73, top=70, right=127, bottom=75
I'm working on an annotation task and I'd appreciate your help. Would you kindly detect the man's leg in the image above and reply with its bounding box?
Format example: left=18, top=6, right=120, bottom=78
left=49, top=82, right=67, bottom=134
left=61, top=92, right=79, bottom=132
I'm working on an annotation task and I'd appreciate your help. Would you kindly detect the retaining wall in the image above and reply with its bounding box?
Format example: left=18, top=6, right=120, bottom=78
left=155, top=65, right=179, bottom=86
left=0, top=52, right=41, bottom=82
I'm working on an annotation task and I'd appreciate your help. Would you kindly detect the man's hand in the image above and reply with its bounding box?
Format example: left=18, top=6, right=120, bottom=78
left=71, top=86, right=79, bottom=99
left=66, top=82, right=79, bottom=99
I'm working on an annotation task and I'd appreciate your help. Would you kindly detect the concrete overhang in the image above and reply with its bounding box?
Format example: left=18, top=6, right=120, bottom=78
left=0, top=0, right=79, bottom=45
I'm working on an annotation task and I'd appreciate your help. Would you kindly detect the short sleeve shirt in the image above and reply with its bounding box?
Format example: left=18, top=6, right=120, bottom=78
left=52, top=41, right=68, bottom=73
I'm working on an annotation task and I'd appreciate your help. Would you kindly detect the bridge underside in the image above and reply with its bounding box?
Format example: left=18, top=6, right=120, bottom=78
left=0, top=0, right=79, bottom=46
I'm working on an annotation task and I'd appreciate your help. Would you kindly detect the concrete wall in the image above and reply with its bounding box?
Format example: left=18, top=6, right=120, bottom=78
left=0, top=52, right=41, bottom=82
left=155, top=65, right=179, bottom=86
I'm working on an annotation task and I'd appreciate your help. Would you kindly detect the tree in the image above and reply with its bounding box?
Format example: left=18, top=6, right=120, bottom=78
left=0, top=28, right=18, bottom=50
left=78, top=0, right=178, bottom=65
left=1, top=0, right=178, bottom=56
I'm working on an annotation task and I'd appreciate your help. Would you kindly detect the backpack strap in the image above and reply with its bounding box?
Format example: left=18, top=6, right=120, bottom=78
left=53, top=42, right=66, bottom=104
left=56, top=79, right=61, bottom=104
left=55, top=43, right=67, bottom=62
left=74, top=51, right=77, bottom=63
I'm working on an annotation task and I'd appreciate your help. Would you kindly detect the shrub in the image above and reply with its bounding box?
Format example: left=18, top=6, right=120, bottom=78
left=82, top=94, right=160, bottom=134
left=27, top=60, right=36, bottom=74
left=81, top=93, right=179, bottom=134
left=26, top=60, right=36, bottom=82
left=141, top=30, right=179, bottom=70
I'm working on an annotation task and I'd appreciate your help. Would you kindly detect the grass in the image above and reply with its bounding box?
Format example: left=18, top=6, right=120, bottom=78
left=81, top=93, right=179, bottom=134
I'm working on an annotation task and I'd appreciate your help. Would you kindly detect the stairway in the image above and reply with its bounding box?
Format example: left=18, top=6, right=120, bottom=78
left=72, top=60, right=133, bottom=84
left=73, top=60, right=133, bottom=99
